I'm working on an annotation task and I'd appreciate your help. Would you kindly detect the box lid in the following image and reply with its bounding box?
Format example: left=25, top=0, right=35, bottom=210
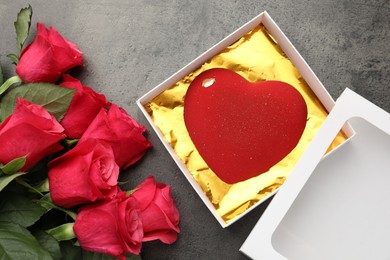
left=240, top=88, right=390, bottom=260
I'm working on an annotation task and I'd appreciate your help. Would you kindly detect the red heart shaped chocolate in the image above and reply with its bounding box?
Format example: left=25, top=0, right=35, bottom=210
left=184, top=68, right=307, bottom=184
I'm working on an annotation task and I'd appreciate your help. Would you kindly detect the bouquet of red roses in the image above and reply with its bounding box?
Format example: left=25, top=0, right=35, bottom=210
left=0, top=6, right=180, bottom=260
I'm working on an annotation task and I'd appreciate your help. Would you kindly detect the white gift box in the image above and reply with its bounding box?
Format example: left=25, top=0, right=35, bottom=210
left=137, top=12, right=352, bottom=227
left=240, top=88, right=390, bottom=259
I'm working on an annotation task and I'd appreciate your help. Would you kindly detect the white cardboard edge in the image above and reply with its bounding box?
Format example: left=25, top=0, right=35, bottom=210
left=136, top=11, right=353, bottom=228
left=240, top=88, right=390, bottom=259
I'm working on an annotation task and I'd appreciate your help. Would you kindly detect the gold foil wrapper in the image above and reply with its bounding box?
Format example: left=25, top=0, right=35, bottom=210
left=145, top=24, right=346, bottom=224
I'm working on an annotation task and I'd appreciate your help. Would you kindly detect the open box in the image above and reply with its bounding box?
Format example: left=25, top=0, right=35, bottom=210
left=137, top=12, right=352, bottom=227
left=240, top=88, right=390, bottom=259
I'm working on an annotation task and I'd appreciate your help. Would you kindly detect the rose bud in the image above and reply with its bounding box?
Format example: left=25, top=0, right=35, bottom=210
left=60, top=74, right=110, bottom=139
left=79, top=104, right=152, bottom=169
left=0, top=98, right=65, bottom=171
left=74, top=192, right=143, bottom=259
left=48, top=139, right=119, bottom=208
left=16, top=23, right=83, bottom=83
left=132, top=176, right=180, bottom=244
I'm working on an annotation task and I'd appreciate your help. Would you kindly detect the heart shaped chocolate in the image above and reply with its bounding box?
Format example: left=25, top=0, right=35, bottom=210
left=184, top=68, right=307, bottom=184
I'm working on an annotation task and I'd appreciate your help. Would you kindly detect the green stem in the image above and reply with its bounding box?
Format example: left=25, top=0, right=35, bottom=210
left=16, top=178, right=43, bottom=197
left=35, top=193, right=78, bottom=221
left=46, top=223, right=76, bottom=241
left=15, top=177, right=44, bottom=196
left=0, top=75, right=22, bottom=96
left=35, top=178, right=50, bottom=193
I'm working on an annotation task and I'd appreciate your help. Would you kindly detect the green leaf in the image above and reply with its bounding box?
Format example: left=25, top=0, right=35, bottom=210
left=0, top=172, right=25, bottom=192
left=32, top=229, right=62, bottom=260
left=60, top=241, right=141, bottom=260
left=0, top=83, right=76, bottom=122
left=0, top=221, right=51, bottom=260
left=0, top=190, right=46, bottom=227
left=126, top=254, right=142, bottom=260
left=0, top=155, right=27, bottom=175
left=14, top=5, right=33, bottom=54
left=60, top=241, right=82, bottom=260
left=46, top=223, right=76, bottom=241
left=6, top=53, right=19, bottom=65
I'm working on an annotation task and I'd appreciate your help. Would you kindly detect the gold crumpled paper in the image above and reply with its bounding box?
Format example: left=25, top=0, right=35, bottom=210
left=145, top=24, right=345, bottom=224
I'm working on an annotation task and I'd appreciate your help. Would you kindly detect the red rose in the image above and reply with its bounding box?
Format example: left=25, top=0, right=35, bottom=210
left=16, top=23, right=83, bottom=83
left=59, top=74, right=109, bottom=138
left=132, top=176, right=180, bottom=244
left=48, top=139, right=119, bottom=208
left=79, top=104, right=152, bottom=169
left=74, top=191, right=143, bottom=259
left=0, top=98, right=65, bottom=171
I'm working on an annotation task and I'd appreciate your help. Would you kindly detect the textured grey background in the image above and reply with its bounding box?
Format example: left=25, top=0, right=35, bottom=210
left=0, top=0, right=389, bottom=259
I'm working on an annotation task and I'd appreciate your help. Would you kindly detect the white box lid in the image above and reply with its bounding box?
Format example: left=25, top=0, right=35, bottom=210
left=240, top=88, right=390, bottom=260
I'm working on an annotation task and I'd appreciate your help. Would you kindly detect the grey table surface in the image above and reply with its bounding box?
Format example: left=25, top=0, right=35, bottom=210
left=1, top=1, right=389, bottom=259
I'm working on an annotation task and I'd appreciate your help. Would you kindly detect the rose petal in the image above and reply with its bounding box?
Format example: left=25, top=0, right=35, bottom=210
left=142, top=229, right=179, bottom=244
left=79, top=105, right=152, bottom=169
left=60, top=74, right=108, bottom=138
left=74, top=202, right=125, bottom=257
left=0, top=99, right=65, bottom=170
left=131, top=176, right=156, bottom=211
left=48, top=139, right=119, bottom=208
left=16, top=23, right=83, bottom=83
